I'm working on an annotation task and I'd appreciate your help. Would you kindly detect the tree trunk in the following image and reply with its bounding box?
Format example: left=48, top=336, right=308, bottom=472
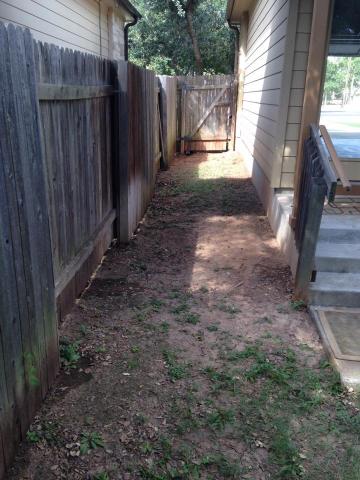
left=185, top=7, right=203, bottom=74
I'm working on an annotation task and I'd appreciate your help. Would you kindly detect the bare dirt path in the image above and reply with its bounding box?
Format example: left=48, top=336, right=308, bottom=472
left=8, top=153, right=360, bottom=480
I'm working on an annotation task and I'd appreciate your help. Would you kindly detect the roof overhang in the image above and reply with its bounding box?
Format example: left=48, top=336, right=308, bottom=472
left=227, top=0, right=254, bottom=24
left=116, top=0, right=141, bottom=21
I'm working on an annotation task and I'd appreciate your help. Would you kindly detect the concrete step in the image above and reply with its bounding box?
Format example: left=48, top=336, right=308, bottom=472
left=319, top=215, right=360, bottom=244
left=309, top=272, right=360, bottom=307
left=316, top=242, right=360, bottom=273
left=310, top=307, right=360, bottom=391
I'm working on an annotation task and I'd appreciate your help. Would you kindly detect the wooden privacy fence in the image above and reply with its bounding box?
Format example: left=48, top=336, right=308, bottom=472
left=35, top=42, right=116, bottom=321
left=177, top=75, right=237, bottom=153
left=0, top=23, right=177, bottom=477
left=158, top=76, right=177, bottom=169
left=115, top=62, right=160, bottom=242
left=0, top=25, right=58, bottom=477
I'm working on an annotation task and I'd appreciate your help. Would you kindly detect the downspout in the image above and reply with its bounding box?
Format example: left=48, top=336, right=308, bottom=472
left=124, top=16, right=139, bottom=61
left=227, top=20, right=240, bottom=75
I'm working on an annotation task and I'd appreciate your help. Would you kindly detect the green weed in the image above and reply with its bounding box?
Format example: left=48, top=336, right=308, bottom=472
left=26, top=430, right=41, bottom=443
left=207, top=408, right=235, bottom=431
left=140, top=441, right=153, bottom=454
left=160, top=322, right=170, bottom=333
left=184, top=312, right=200, bottom=325
left=270, top=421, right=303, bottom=478
left=59, top=339, right=80, bottom=370
left=203, top=367, right=239, bottom=393
left=290, top=300, right=306, bottom=311
left=163, top=350, right=188, bottom=381
left=207, top=324, right=219, bottom=332
left=93, top=473, right=109, bottom=480
left=171, top=303, right=189, bottom=315
left=80, top=432, right=104, bottom=455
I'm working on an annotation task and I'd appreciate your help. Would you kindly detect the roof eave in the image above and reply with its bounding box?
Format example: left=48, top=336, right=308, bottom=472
left=116, top=0, right=142, bottom=20
left=227, top=0, right=254, bottom=24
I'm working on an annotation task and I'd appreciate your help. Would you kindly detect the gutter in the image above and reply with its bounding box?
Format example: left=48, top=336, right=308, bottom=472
left=227, top=20, right=240, bottom=75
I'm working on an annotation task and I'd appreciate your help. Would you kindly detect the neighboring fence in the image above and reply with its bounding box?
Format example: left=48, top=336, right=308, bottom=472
left=294, top=124, right=337, bottom=300
left=177, top=75, right=236, bottom=153
left=0, top=23, right=175, bottom=477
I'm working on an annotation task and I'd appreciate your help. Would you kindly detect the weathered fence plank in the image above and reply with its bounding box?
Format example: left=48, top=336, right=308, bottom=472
left=0, top=24, right=57, bottom=473
left=158, top=76, right=177, bottom=169
left=116, top=62, right=161, bottom=242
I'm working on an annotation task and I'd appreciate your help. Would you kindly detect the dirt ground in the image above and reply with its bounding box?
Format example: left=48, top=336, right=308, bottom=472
left=8, top=152, right=360, bottom=480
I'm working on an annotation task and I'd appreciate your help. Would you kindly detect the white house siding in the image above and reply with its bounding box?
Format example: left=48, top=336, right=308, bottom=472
left=0, top=0, right=129, bottom=59
left=108, top=7, right=125, bottom=59
left=240, top=0, right=291, bottom=184
left=280, top=0, right=313, bottom=187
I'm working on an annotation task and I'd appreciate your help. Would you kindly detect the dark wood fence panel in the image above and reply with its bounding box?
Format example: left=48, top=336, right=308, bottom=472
left=0, top=24, right=58, bottom=474
left=116, top=62, right=161, bottom=242
left=158, top=76, right=177, bottom=169
left=0, top=24, right=163, bottom=477
left=35, top=43, right=116, bottom=320
left=177, top=75, right=236, bottom=153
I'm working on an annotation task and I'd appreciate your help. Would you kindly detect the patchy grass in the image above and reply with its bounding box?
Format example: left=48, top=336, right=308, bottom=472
left=162, top=350, right=189, bottom=381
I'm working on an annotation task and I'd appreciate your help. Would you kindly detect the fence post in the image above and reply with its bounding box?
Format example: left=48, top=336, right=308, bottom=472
left=0, top=24, right=57, bottom=476
left=114, top=60, right=131, bottom=243
left=294, top=177, right=327, bottom=300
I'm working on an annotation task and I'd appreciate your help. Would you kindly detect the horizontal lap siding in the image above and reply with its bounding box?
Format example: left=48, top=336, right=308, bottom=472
left=0, top=0, right=110, bottom=56
left=110, top=14, right=125, bottom=60
left=280, top=0, right=313, bottom=187
left=240, top=0, right=290, bottom=182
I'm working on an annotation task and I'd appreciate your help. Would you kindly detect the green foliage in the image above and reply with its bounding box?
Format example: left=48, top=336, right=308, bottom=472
left=93, top=473, right=109, bottom=480
left=289, top=299, right=306, bottom=311
left=323, top=57, right=360, bottom=104
left=163, top=349, right=188, bottom=380
left=129, top=0, right=235, bottom=75
left=206, top=408, right=235, bottom=431
left=59, top=339, right=80, bottom=370
left=26, top=430, right=41, bottom=443
left=80, top=432, right=104, bottom=455
left=160, top=321, right=170, bottom=333
left=270, top=421, right=303, bottom=479
left=184, top=312, right=200, bottom=324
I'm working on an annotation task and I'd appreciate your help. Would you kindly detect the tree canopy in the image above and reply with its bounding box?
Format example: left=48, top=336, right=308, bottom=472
left=323, top=57, right=360, bottom=104
left=128, top=0, right=235, bottom=75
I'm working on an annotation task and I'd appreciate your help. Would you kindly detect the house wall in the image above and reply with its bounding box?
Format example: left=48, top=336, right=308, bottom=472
left=0, top=0, right=130, bottom=59
left=238, top=0, right=292, bottom=185
left=236, top=0, right=314, bottom=190
left=280, top=0, right=313, bottom=187
left=108, top=7, right=126, bottom=59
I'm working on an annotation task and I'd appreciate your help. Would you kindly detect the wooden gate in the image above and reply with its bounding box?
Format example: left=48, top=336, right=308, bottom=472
left=177, top=75, right=236, bottom=153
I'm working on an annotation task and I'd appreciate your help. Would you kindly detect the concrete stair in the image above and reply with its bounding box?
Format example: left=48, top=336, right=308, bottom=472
left=309, top=215, right=360, bottom=307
